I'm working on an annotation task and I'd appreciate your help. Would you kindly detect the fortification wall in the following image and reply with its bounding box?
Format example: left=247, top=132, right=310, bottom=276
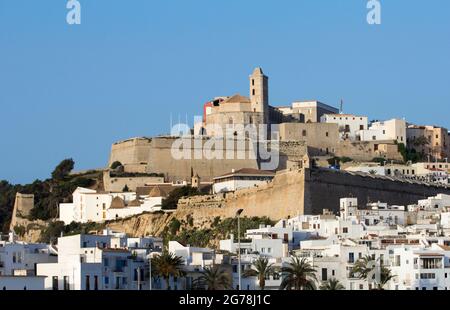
left=304, top=168, right=450, bottom=214
left=109, top=137, right=152, bottom=167
left=146, top=136, right=259, bottom=182
left=103, top=171, right=164, bottom=192
left=335, top=140, right=403, bottom=162
left=177, top=169, right=305, bottom=220
left=175, top=168, right=450, bottom=221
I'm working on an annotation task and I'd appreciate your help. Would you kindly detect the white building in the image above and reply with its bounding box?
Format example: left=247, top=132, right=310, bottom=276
left=345, top=163, right=417, bottom=178
left=59, top=187, right=164, bottom=224
left=212, top=168, right=275, bottom=194
left=389, top=244, right=450, bottom=290
left=359, top=119, right=407, bottom=144
left=168, top=241, right=232, bottom=290
left=0, top=233, right=57, bottom=277
left=320, top=113, right=368, bottom=140
left=37, top=231, right=161, bottom=290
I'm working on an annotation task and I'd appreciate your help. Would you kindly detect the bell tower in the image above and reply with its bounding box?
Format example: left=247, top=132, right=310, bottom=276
left=250, top=67, right=269, bottom=123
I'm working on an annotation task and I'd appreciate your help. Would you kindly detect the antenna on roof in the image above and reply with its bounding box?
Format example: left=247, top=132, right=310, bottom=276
left=339, top=99, right=344, bottom=114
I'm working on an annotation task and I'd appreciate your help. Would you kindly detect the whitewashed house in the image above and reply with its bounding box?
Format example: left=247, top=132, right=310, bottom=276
left=59, top=187, right=164, bottom=224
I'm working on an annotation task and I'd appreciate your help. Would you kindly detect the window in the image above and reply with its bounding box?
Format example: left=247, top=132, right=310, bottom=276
left=349, top=253, right=355, bottom=263
left=322, top=268, right=328, bottom=281
left=104, top=276, right=109, bottom=285
left=252, top=89, right=255, bottom=96
left=326, top=132, right=329, bottom=137
left=52, top=276, right=58, bottom=291
left=359, top=284, right=364, bottom=290
left=360, top=125, right=364, bottom=130
left=302, top=130, right=307, bottom=137
left=94, top=276, right=99, bottom=290
left=343, top=227, right=348, bottom=233
left=104, top=258, right=109, bottom=267
left=85, top=275, right=90, bottom=290
left=63, top=276, right=70, bottom=290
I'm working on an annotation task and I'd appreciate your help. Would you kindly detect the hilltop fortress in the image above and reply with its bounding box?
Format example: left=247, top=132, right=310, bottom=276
left=109, top=68, right=402, bottom=183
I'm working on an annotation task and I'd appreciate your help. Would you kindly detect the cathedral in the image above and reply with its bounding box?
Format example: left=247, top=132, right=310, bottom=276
left=197, top=67, right=338, bottom=138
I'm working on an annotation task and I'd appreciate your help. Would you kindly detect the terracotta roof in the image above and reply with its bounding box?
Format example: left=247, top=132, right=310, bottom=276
left=149, top=186, right=164, bottom=197
left=438, top=245, right=450, bottom=251
left=222, top=94, right=251, bottom=104
left=214, top=168, right=275, bottom=180
left=136, top=184, right=175, bottom=198
left=110, top=197, right=126, bottom=209
left=417, top=253, right=444, bottom=257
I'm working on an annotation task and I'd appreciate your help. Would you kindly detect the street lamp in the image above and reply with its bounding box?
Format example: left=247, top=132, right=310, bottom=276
left=236, top=209, right=244, bottom=291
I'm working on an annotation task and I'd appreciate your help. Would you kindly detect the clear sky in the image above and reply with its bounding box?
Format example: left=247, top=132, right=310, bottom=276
left=0, top=0, right=449, bottom=184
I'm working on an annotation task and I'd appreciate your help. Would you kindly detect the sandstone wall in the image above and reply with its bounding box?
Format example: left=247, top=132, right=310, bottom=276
left=109, top=137, right=152, bottom=167
left=336, top=140, right=403, bottom=162
left=10, top=193, right=48, bottom=243
left=146, top=136, right=259, bottom=182
left=304, top=168, right=450, bottom=214
left=103, top=171, right=164, bottom=192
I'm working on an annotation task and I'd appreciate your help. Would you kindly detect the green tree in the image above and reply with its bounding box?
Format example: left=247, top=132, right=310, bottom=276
left=161, top=186, right=203, bottom=210
left=152, top=251, right=186, bottom=290
left=279, top=256, right=317, bottom=290
left=351, top=255, right=375, bottom=281
left=244, top=257, right=275, bottom=290
left=110, top=161, right=122, bottom=170
left=51, top=159, right=75, bottom=180
left=320, top=278, right=345, bottom=290
left=169, top=218, right=181, bottom=235
left=377, top=266, right=396, bottom=290
left=351, top=255, right=395, bottom=289
left=193, top=266, right=232, bottom=290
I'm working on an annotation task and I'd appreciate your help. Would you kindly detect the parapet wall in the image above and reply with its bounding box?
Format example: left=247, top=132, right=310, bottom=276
left=176, top=168, right=450, bottom=221
left=304, top=168, right=450, bottom=214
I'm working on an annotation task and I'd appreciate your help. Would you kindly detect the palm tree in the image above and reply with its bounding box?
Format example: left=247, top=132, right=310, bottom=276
left=152, top=251, right=186, bottom=290
left=243, top=257, right=275, bottom=290
left=192, top=265, right=232, bottom=290
left=279, top=256, right=317, bottom=290
left=320, top=278, right=345, bottom=290
left=352, top=256, right=396, bottom=290
left=377, top=266, right=395, bottom=290
left=351, top=255, right=375, bottom=281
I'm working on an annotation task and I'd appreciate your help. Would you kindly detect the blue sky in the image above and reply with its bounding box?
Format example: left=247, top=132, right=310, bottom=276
left=0, top=0, right=449, bottom=184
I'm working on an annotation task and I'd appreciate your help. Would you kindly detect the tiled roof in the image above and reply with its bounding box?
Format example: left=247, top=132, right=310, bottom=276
left=214, top=168, right=275, bottom=180
left=222, top=94, right=251, bottom=104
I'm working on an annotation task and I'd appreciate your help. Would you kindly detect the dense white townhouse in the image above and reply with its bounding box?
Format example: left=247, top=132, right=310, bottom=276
left=320, top=113, right=368, bottom=141
left=59, top=187, right=164, bottom=224
left=37, top=230, right=162, bottom=290
left=359, top=118, right=407, bottom=143
left=0, top=232, right=57, bottom=276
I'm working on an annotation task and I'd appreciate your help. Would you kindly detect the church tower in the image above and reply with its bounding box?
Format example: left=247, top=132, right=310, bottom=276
left=250, top=67, right=269, bottom=123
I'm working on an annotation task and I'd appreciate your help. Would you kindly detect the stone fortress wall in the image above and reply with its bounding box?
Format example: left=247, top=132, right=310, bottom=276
left=109, top=136, right=312, bottom=182
left=174, top=168, right=450, bottom=221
